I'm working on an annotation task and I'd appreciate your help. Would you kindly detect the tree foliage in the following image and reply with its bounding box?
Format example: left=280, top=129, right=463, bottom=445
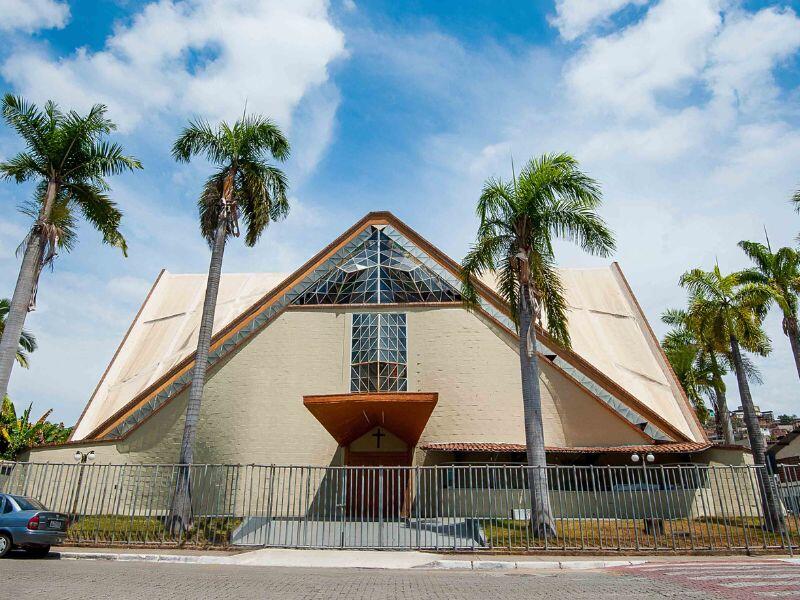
left=172, top=114, right=290, bottom=247
left=738, top=240, right=800, bottom=335
left=680, top=265, right=772, bottom=357
left=0, top=396, right=71, bottom=460
left=460, top=153, right=615, bottom=347
left=0, top=94, right=142, bottom=257
left=0, top=299, right=36, bottom=368
left=660, top=309, right=714, bottom=425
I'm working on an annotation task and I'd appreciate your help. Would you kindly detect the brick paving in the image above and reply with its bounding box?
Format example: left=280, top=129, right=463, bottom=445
left=1, top=553, right=719, bottom=599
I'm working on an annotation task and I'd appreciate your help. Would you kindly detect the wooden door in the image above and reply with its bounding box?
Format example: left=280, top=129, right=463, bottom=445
left=346, top=452, right=409, bottom=519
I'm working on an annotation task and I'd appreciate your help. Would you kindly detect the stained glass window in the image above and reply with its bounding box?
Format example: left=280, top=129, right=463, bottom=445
left=295, top=227, right=461, bottom=305
left=351, top=313, right=407, bottom=392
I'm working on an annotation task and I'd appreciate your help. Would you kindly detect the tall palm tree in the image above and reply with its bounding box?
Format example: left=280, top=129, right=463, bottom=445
left=0, top=299, right=37, bottom=368
left=170, top=114, right=289, bottom=529
left=738, top=240, right=800, bottom=380
left=680, top=265, right=784, bottom=530
left=0, top=95, right=140, bottom=400
left=461, top=153, right=615, bottom=538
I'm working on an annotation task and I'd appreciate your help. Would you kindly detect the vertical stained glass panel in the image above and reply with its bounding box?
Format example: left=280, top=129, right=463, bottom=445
left=351, top=313, right=407, bottom=392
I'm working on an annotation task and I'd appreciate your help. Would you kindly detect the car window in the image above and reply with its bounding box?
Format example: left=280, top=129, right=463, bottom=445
left=1, top=497, right=12, bottom=513
left=12, top=496, right=45, bottom=511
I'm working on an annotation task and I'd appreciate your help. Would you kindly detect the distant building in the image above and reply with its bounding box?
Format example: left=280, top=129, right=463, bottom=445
left=768, top=427, right=800, bottom=473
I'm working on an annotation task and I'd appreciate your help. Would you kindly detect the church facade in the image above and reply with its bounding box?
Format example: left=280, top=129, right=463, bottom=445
left=26, top=212, right=740, bottom=468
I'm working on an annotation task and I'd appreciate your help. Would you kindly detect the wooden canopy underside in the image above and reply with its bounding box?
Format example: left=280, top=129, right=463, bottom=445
left=303, top=393, right=438, bottom=446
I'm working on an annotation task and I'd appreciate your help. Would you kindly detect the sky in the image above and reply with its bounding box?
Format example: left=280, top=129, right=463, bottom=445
left=0, top=0, right=799, bottom=426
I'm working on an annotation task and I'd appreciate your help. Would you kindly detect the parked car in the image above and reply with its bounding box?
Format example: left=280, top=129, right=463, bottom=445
left=0, top=493, right=68, bottom=557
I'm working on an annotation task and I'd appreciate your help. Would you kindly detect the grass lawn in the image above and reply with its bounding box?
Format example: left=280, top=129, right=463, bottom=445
left=67, top=515, right=242, bottom=547
left=482, top=516, right=800, bottom=551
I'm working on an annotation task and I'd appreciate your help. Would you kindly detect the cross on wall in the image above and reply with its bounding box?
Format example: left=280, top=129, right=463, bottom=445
left=372, top=428, right=386, bottom=449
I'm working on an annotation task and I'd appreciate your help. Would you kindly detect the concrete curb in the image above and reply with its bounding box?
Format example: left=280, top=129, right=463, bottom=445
left=57, top=551, right=645, bottom=571
left=58, top=552, right=236, bottom=565
left=422, top=559, right=645, bottom=570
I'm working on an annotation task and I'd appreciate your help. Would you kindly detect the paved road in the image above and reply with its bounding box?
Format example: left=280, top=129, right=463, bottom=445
left=0, top=553, right=750, bottom=599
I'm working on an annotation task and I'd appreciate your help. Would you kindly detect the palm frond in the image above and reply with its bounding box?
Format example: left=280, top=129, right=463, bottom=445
left=1, top=94, right=50, bottom=157
left=237, top=160, right=289, bottom=246
left=0, top=151, right=45, bottom=183
left=0, top=299, right=37, bottom=368
left=460, top=232, right=510, bottom=310
left=172, top=118, right=226, bottom=164
left=65, top=182, right=128, bottom=256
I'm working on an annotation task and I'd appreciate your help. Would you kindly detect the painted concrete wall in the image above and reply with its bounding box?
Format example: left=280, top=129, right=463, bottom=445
left=28, top=306, right=648, bottom=467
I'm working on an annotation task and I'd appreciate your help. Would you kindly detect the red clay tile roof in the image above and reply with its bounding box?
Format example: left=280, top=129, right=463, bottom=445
left=420, top=442, right=716, bottom=454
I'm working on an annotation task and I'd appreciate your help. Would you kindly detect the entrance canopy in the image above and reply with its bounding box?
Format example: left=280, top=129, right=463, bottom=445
left=303, top=393, right=438, bottom=446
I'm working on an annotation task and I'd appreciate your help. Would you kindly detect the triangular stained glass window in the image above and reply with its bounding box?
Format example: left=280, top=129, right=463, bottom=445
left=294, top=227, right=462, bottom=305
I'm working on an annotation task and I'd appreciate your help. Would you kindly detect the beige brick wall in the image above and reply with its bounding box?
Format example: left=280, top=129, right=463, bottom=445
left=28, top=306, right=648, bottom=466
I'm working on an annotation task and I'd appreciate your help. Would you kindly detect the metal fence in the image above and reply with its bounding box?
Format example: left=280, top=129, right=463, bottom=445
left=3, top=461, right=800, bottom=552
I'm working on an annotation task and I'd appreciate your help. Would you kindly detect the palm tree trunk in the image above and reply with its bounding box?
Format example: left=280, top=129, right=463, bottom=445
left=784, top=316, right=800, bottom=381
left=0, top=180, right=56, bottom=401
left=709, top=358, right=734, bottom=445
left=179, top=219, right=226, bottom=463
left=172, top=181, right=231, bottom=532
left=517, top=286, right=556, bottom=539
left=729, top=335, right=784, bottom=531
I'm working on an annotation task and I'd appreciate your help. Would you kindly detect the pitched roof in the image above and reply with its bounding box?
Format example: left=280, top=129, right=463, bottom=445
left=768, top=426, right=800, bottom=457
left=69, top=211, right=706, bottom=445
left=421, top=442, right=713, bottom=454
left=479, top=266, right=705, bottom=443
left=70, top=271, right=288, bottom=440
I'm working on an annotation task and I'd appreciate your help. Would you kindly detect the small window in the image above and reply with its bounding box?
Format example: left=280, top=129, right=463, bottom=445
left=1, top=497, right=12, bottom=513
left=351, top=313, right=407, bottom=392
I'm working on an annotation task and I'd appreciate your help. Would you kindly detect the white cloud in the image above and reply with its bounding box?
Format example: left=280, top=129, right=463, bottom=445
left=708, top=6, right=800, bottom=113
left=0, top=0, right=69, bottom=32
left=289, top=82, right=341, bottom=179
left=565, top=0, right=722, bottom=117
left=2, top=0, right=346, bottom=133
left=551, top=0, right=648, bottom=41
left=564, top=1, right=800, bottom=124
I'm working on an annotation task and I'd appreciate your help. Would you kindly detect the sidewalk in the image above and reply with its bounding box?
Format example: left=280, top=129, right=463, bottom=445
left=50, top=546, right=796, bottom=571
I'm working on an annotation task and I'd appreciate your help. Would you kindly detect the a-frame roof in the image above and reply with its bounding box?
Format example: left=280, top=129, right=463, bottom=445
left=70, top=211, right=707, bottom=445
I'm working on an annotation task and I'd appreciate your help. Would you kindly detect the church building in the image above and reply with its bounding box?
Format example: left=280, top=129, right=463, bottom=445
left=26, top=212, right=740, bottom=467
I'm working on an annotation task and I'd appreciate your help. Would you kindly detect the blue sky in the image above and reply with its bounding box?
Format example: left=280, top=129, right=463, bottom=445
left=1, top=0, right=800, bottom=425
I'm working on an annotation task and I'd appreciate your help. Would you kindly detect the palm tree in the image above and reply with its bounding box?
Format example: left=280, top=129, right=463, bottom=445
left=660, top=308, right=765, bottom=445
left=461, top=153, right=615, bottom=538
left=680, top=265, right=784, bottom=530
left=0, top=95, right=141, bottom=401
left=660, top=309, right=714, bottom=427
left=738, top=240, right=800, bottom=380
left=170, top=114, right=289, bottom=529
left=0, top=299, right=37, bottom=368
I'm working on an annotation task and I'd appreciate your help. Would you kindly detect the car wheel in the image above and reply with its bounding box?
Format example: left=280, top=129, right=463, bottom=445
left=0, top=533, right=11, bottom=558
left=26, top=545, right=50, bottom=558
